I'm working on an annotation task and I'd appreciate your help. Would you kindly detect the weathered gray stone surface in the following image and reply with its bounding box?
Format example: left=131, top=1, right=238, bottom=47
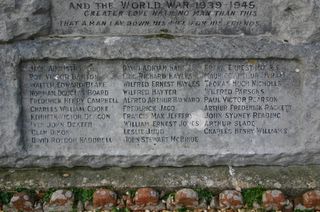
left=0, top=0, right=50, bottom=42
left=0, top=166, right=319, bottom=196
left=0, top=0, right=319, bottom=168
left=20, top=59, right=302, bottom=162
left=273, top=0, right=320, bottom=44
left=49, top=0, right=320, bottom=42
left=0, top=47, right=22, bottom=162
left=0, top=0, right=319, bottom=43
left=0, top=36, right=318, bottom=167
left=51, top=0, right=272, bottom=36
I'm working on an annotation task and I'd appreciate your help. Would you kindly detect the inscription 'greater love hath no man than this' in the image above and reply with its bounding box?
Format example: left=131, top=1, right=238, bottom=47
left=51, top=0, right=272, bottom=35
left=21, top=59, right=300, bottom=154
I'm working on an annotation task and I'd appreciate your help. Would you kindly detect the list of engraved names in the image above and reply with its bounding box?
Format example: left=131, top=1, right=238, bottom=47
left=21, top=60, right=300, bottom=150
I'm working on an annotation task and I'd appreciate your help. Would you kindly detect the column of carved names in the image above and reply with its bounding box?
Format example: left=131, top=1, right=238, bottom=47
left=203, top=60, right=293, bottom=136
left=23, top=62, right=117, bottom=146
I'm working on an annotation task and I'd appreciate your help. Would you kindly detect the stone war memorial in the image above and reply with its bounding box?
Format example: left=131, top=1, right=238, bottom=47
left=0, top=0, right=320, bottom=211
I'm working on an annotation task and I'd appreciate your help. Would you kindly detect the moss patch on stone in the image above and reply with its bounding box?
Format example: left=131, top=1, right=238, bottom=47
left=43, top=188, right=56, bottom=203
left=71, top=188, right=95, bottom=211
left=195, top=188, right=214, bottom=202
left=242, top=186, right=266, bottom=208
left=126, top=189, right=137, bottom=198
left=72, top=187, right=95, bottom=203
left=111, top=207, right=131, bottom=212
left=177, top=207, right=189, bottom=212
left=0, top=190, right=14, bottom=205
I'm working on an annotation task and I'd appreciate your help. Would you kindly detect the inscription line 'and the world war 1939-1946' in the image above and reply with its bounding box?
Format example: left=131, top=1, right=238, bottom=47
left=52, top=0, right=272, bottom=35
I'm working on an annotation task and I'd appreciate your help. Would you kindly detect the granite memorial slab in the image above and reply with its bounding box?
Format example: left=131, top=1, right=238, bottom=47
left=0, top=0, right=319, bottom=168
left=0, top=36, right=319, bottom=167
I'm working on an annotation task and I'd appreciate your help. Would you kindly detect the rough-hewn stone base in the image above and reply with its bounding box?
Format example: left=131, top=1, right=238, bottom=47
left=0, top=166, right=319, bottom=196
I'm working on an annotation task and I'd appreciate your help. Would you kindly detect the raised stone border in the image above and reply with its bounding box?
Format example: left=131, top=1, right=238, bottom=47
left=1, top=36, right=320, bottom=168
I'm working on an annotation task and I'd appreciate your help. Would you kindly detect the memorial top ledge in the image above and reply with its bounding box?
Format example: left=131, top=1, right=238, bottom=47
left=0, top=0, right=320, bottom=44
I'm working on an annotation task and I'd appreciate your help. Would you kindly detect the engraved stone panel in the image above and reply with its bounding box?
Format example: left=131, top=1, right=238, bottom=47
left=21, top=59, right=302, bottom=161
left=51, top=0, right=272, bottom=35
